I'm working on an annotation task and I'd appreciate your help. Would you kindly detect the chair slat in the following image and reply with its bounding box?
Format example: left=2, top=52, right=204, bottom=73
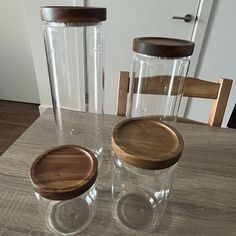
left=133, top=75, right=185, bottom=95
left=117, top=71, right=129, bottom=116
left=208, top=78, right=232, bottom=126
left=183, top=77, right=220, bottom=99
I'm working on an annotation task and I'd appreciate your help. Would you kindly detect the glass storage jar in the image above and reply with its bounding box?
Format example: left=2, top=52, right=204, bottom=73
left=30, top=145, right=98, bottom=235
left=127, top=37, right=195, bottom=120
left=111, top=116, right=184, bottom=233
left=40, top=6, right=106, bottom=166
left=41, top=6, right=106, bottom=122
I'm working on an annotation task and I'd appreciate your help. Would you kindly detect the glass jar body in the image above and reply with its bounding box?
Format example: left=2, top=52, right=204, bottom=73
left=128, top=53, right=189, bottom=119
left=43, top=22, right=104, bottom=128
left=35, top=185, right=97, bottom=235
left=111, top=152, right=176, bottom=233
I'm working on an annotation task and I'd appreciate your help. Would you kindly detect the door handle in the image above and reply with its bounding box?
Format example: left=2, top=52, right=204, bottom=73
left=172, top=14, right=193, bottom=22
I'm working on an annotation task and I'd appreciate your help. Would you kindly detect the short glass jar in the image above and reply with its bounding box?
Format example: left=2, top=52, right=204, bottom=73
left=127, top=37, right=195, bottom=119
left=30, top=145, right=98, bottom=235
left=111, top=117, right=184, bottom=233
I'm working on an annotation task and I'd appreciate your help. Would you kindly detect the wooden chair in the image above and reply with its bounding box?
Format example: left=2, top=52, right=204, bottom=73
left=117, top=71, right=232, bottom=127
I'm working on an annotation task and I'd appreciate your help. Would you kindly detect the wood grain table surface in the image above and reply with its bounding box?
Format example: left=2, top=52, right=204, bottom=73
left=0, top=109, right=236, bottom=236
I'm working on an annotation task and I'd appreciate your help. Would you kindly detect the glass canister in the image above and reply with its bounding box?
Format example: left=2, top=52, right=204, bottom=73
left=111, top=116, right=184, bottom=233
left=40, top=6, right=106, bottom=127
left=40, top=6, right=106, bottom=166
left=127, top=37, right=195, bottom=119
left=30, top=145, right=98, bottom=235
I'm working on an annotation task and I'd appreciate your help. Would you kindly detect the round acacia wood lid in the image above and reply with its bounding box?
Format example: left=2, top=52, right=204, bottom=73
left=112, top=117, right=184, bottom=170
left=40, top=6, right=107, bottom=23
left=30, top=145, right=98, bottom=200
left=133, top=37, right=194, bottom=57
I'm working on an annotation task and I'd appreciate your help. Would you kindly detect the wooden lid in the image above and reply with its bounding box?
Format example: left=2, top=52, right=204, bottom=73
left=30, top=145, right=98, bottom=200
left=133, top=37, right=195, bottom=57
left=40, top=6, right=107, bottom=23
left=112, top=117, right=184, bottom=170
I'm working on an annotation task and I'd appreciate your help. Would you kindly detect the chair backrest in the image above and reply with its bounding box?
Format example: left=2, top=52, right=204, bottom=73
left=117, top=71, right=233, bottom=127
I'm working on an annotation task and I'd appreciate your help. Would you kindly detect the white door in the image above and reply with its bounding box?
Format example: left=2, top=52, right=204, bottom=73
left=25, top=0, right=213, bottom=114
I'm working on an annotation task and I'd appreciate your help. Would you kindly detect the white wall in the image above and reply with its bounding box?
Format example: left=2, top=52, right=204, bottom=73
left=0, top=0, right=39, bottom=103
left=186, top=0, right=236, bottom=127
left=25, top=0, right=84, bottom=112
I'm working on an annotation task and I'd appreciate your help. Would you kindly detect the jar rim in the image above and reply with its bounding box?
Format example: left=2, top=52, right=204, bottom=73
left=112, top=116, right=184, bottom=170
left=133, top=37, right=194, bottom=57
left=40, top=6, right=107, bottom=23
left=30, top=145, right=98, bottom=200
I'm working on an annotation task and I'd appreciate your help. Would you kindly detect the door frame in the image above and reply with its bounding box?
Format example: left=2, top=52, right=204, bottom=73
left=178, top=0, right=214, bottom=116
left=189, top=0, right=214, bottom=76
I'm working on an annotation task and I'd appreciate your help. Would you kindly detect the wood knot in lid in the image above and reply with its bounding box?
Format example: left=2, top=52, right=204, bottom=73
left=133, top=37, right=195, bottom=57
left=112, top=117, right=184, bottom=170
left=40, top=6, right=107, bottom=23
left=30, top=145, right=98, bottom=200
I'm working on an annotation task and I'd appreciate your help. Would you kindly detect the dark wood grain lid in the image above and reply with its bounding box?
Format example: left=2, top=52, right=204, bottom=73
left=112, top=117, right=184, bottom=170
left=133, top=37, right=195, bottom=57
left=30, top=145, right=98, bottom=200
left=40, top=6, right=107, bottom=23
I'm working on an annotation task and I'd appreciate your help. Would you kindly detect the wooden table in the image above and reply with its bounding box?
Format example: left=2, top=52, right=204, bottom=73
left=0, top=109, right=236, bottom=235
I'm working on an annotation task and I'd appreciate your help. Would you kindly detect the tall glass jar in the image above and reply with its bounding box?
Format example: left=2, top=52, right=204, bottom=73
left=30, top=145, right=98, bottom=235
left=111, top=116, right=184, bottom=233
left=40, top=7, right=106, bottom=166
left=127, top=37, right=195, bottom=120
